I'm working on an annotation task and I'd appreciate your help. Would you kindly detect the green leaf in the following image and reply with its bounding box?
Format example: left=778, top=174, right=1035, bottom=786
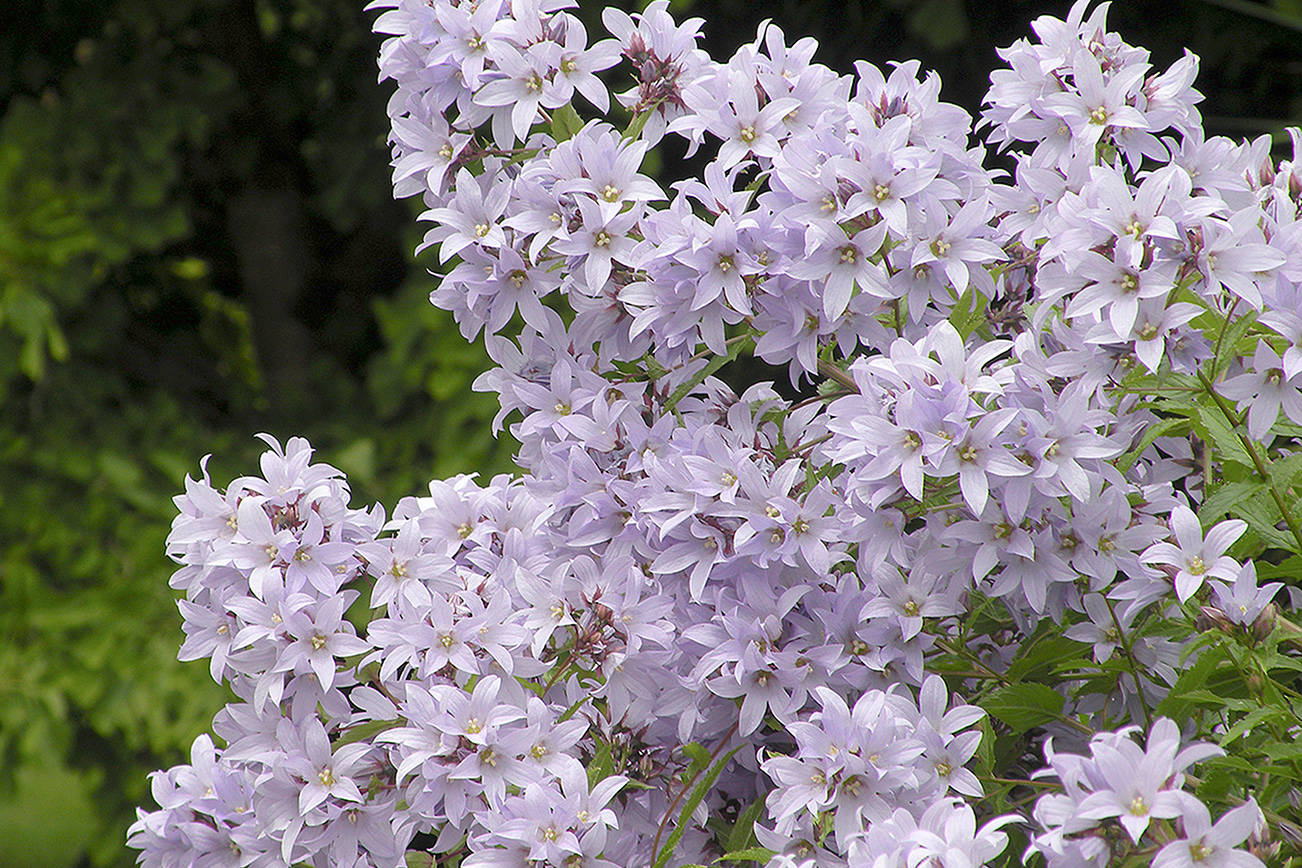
left=666, top=336, right=752, bottom=410
left=715, top=847, right=778, bottom=864
left=587, top=739, right=616, bottom=788
left=405, top=853, right=434, bottom=868
left=1217, top=706, right=1288, bottom=746
left=681, top=742, right=712, bottom=778
left=622, top=103, right=660, bottom=141
left=980, top=684, right=1065, bottom=734
left=652, top=746, right=743, bottom=868
left=1117, top=416, right=1189, bottom=472
left=725, top=798, right=768, bottom=853
left=1157, top=645, right=1235, bottom=719
left=1235, top=495, right=1298, bottom=553
left=1006, top=634, right=1088, bottom=683
left=1198, top=480, right=1262, bottom=524
left=1208, top=309, right=1260, bottom=379
left=549, top=103, right=585, bottom=142
left=1194, top=406, right=1254, bottom=467
left=335, top=718, right=402, bottom=747
left=948, top=285, right=988, bottom=340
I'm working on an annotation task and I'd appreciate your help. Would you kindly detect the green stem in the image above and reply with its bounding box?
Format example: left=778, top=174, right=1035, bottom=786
left=1210, top=296, right=1241, bottom=378
left=817, top=358, right=859, bottom=392
left=1102, top=594, right=1154, bottom=729
left=1197, top=372, right=1302, bottom=553
left=649, top=722, right=739, bottom=868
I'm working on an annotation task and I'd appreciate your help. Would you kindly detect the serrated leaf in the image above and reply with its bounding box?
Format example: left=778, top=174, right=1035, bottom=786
left=1007, top=635, right=1088, bottom=683
left=948, top=285, right=988, bottom=340
left=1194, top=406, right=1254, bottom=467
left=1260, top=742, right=1302, bottom=762
left=1217, top=706, right=1288, bottom=745
left=1198, top=480, right=1262, bottom=524
left=980, top=683, right=1064, bottom=734
left=1156, top=645, right=1234, bottom=719
left=1236, top=495, right=1298, bottom=553
left=587, top=739, right=616, bottom=788
left=1208, top=309, right=1260, bottom=379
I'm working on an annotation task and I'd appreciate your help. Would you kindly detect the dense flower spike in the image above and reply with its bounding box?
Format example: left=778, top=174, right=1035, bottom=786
left=130, top=1, right=1302, bottom=867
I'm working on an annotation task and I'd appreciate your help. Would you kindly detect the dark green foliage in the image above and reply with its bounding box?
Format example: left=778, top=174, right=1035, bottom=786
left=0, top=1, right=1296, bottom=866
left=0, top=2, right=513, bottom=865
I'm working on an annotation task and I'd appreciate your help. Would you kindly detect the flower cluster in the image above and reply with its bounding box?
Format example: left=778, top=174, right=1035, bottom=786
left=129, top=1, right=1302, bottom=867
left=1029, top=718, right=1265, bottom=868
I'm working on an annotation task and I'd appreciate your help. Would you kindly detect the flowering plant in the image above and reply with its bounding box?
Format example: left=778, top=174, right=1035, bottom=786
left=128, top=1, right=1302, bottom=866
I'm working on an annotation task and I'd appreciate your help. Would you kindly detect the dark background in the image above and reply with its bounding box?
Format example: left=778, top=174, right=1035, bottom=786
left=0, top=0, right=1296, bottom=864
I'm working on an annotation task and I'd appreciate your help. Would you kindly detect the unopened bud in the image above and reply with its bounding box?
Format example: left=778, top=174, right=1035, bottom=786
left=1276, top=820, right=1302, bottom=849
left=1197, top=606, right=1234, bottom=634
left=1251, top=603, right=1278, bottom=643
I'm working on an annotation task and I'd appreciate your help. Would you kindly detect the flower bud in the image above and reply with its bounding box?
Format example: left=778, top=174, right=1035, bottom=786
left=1196, top=605, right=1234, bottom=634
left=1251, top=603, right=1277, bottom=643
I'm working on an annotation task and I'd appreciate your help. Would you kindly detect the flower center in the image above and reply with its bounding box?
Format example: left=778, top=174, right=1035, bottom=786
left=1089, top=105, right=1109, bottom=124
left=739, top=125, right=757, bottom=143
left=601, top=184, right=621, bottom=202
left=1128, top=795, right=1148, bottom=815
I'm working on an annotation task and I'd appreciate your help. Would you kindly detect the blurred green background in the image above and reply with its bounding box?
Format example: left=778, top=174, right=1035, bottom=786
left=0, top=0, right=1296, bottom=865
